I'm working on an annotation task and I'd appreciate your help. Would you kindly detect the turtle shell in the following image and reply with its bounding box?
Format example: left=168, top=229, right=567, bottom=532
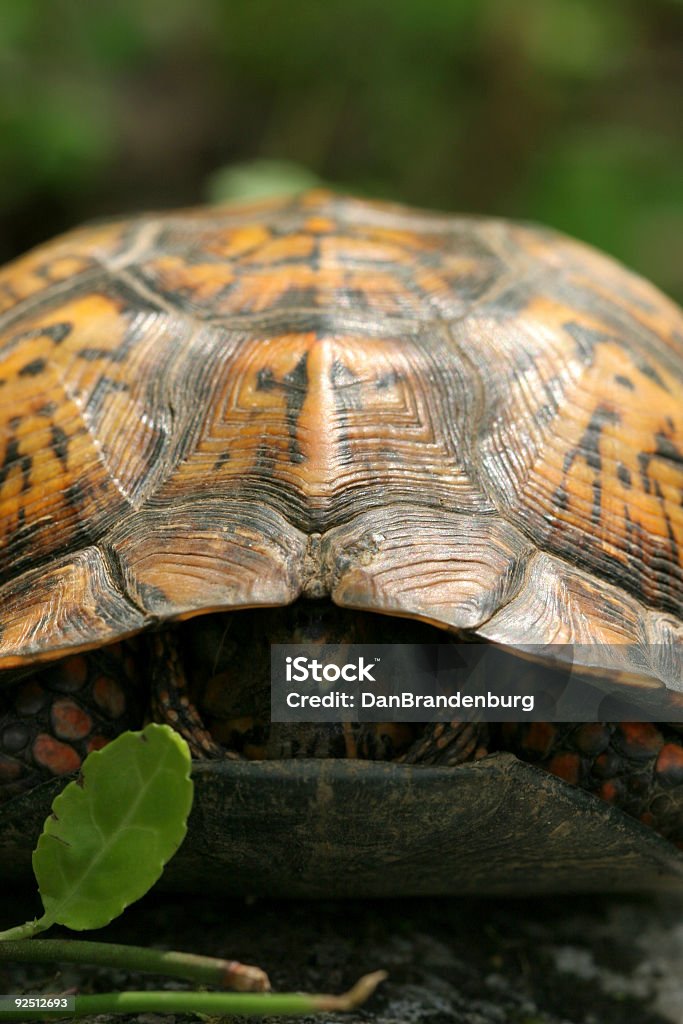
left=1, top=757, right=683, bottom=896
left=0, top=191, right=681, bottom=677
left=0, top=191, right=682, bottom=894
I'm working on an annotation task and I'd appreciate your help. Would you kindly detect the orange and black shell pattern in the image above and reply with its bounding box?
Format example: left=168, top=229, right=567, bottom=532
left=0, top=191, right=682, bottom=846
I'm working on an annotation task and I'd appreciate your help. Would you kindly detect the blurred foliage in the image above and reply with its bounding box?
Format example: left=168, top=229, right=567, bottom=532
left=207, top=159, right=322, bottom=203
left=0, top=0, right=681, bottom=297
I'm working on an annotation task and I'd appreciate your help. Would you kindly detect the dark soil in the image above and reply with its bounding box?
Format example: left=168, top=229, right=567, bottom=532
left=1, top=889, right=682, bottom=1023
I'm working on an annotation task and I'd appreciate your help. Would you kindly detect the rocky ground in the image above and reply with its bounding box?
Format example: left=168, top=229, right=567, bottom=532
left=1, top=888, right=682, bottom=1023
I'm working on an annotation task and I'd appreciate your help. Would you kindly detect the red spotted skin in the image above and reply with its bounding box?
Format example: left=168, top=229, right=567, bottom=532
left=0, top=643, right=141, bottom=801
left=501, top=721, right=683, bottom=847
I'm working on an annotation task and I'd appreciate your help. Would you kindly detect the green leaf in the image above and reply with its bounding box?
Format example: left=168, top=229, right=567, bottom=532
left=32, top=724, right=193, bottom=931
left=207, top=159, right=322, bottom=203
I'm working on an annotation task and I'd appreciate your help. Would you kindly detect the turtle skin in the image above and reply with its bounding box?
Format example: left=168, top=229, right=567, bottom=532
left=0, top=643, right=142, bottom=800
left=0, top=192, right=681, bottom=848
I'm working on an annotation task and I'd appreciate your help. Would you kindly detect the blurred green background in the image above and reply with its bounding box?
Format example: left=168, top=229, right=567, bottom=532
left=1, top=0, right=681, bottom=298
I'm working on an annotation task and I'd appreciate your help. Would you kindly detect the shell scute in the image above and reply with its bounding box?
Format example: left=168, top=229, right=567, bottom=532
left=0, top=192, right=680, bottom=674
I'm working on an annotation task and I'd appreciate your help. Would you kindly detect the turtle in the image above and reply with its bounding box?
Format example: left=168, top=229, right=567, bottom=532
left=0, top=190, right=682, bottom=896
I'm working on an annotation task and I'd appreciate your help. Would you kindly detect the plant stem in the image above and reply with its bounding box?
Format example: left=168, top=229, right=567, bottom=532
left=0, top=938, right=269, bottom=991
left=0, top=919, right=47, bottom=942
left=0, top=971, right=387, bottom=1020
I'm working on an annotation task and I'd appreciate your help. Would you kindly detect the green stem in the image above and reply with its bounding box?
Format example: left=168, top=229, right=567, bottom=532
left=5, top=990, right=316, bottom=1019
left=0, top=938, right=269, bottom=991
left=0, top=971, right=387, bottom=1020
left=0, top=919, right=48, bottom=942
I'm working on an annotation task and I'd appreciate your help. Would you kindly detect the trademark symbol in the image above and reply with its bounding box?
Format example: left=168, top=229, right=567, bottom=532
left=374, top=657, right=381, bottom=662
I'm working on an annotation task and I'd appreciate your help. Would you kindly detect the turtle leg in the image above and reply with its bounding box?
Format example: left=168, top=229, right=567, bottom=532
left=498, top=722, right=683, bottom=848
left=0, top=645, right=142, bottom=802
left=398, top=720, right=490, bottom=766
left=148, top=631, right=231, bottom=760
left=263, top=722, right=418, bottom=760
